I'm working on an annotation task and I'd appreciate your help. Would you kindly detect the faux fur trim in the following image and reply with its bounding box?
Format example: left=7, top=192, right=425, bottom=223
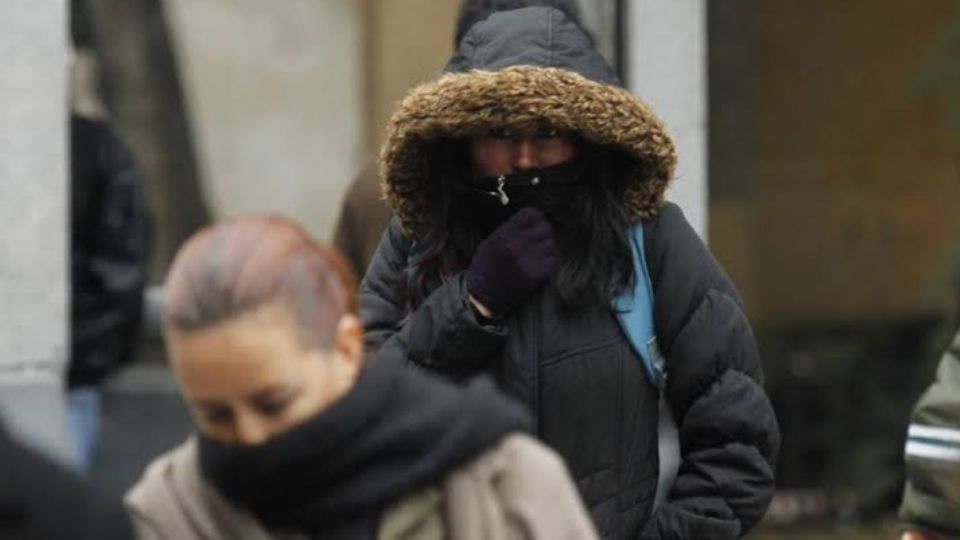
left=379, top=66, right=677, bottom=237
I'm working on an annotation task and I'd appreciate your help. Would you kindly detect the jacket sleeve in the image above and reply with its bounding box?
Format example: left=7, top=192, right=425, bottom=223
left=639, top=204, right=779, bottom=540
left=359, top=218, right=507, bottom=373
left=899, top=331, right=960, bottom=537
left=71, top=119, right=153, bottom=376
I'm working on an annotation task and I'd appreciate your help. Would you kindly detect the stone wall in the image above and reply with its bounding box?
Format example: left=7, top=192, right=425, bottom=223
left=164, top=0, right=366, bottom=242
left=0, top=0, right=70, bottom=461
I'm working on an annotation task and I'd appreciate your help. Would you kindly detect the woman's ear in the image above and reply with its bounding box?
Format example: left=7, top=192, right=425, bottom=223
left=334, top=314, right=364, bottom=367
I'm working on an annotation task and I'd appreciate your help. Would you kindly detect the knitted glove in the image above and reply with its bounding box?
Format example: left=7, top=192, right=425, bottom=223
left=465, top=207, right=559, bottom=316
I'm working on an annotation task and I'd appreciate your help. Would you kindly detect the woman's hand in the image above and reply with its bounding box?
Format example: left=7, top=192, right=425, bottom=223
left=466, top=207, right=559, bottom=317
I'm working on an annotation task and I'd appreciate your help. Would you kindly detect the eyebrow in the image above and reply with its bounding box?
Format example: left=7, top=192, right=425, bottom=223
left=192, top=399, right=229, bottom=411
left=190, top=384, right=301, bottom=409
left=247, top=385, right=300, bottom=403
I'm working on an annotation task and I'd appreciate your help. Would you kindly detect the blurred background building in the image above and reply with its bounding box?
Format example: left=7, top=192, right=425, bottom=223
left=708, top=1, right=960, bottom=529
left=2, top=0, right=958, bottom=537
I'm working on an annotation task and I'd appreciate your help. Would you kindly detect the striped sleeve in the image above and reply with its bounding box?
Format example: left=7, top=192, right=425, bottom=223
left=905, top=424, right=960, bottom=462
left=899, top=334, right=960, bottom=536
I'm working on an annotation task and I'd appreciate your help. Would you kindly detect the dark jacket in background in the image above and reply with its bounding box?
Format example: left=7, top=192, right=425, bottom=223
left=70, top=115, right=152, bottom=387
left=333, top=158, right=393, bottom=277
left=362, top=8, right=779, bottom=539
left=0, top=425, right=133, bottom=539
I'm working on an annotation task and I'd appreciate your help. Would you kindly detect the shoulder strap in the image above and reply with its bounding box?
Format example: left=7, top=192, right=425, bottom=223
left=613, top=223, right=679, bottom=511
left=613, top=224, right=664, bottom=388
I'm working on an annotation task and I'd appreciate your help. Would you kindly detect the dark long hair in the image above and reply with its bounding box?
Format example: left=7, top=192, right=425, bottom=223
left=408, top=139, right=637, bottom=311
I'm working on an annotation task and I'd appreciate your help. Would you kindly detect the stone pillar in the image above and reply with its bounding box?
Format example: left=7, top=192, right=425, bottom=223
left=0, top=0, right=71, bottom=461
left=164, top=0, right=366, bottom=241
left=576, top=0, right=621, bottom=71
left=86, top=0, right=211, bottom=281
left=626, top=0, right=708, bottom=240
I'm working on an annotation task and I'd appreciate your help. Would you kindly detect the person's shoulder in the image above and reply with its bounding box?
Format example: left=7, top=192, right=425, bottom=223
left=644, top=202, right=731, bottom=286
left=70, top=113, right=120, bottom=150
left=446, top=433, right=599, bottom=539
left=127, top=438, right=240, bottom=539
left=70, top=113, right=109, bottom=134
left=494, top=432, right=560, bottom=460
left=125, top=438, right=196, bottom=517
left=644, top=202, right=702, bottom=251
left=458, top=432, right=568, bottom=482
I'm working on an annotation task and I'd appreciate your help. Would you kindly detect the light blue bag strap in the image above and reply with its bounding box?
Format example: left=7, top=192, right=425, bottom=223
left=613, top=223, right=679, bottom=511
left=613, top=224, right=664, bottom=388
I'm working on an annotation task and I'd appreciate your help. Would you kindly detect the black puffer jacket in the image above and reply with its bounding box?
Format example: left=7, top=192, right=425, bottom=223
left=362, top=7, right=779, bottom=539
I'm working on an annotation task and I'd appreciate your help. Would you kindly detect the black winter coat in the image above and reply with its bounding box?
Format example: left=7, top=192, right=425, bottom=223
left=70, top=115, right=152, bottom=387
left=0, top=425, right=134, bottom=539
left=363, top=7, right=779, bottom=539
left=362, top=204, right=778, bottom=539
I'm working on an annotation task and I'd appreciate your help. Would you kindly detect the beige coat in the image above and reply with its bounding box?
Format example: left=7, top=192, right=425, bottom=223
left=125, top=433, right=598, bottom=540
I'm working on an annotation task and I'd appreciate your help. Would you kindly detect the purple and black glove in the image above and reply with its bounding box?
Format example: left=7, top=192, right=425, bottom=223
left=465, top=207, right=559, bottom=317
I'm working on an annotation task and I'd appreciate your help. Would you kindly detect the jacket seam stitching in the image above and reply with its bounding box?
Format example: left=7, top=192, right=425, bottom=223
left=540, top=335, right=622, bottom=367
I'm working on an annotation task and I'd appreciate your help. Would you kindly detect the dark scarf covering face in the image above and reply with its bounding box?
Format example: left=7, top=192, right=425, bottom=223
left=455, top=159, right=585, bottom=235
left=197, top=357, right=530, bottom=537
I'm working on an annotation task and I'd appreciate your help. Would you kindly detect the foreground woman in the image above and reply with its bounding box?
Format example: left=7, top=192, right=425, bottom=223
left=126, top=215, right=596, bottom=539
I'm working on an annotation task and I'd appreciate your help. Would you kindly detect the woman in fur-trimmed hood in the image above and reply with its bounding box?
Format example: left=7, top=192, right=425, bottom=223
left=361, top=7, right=780, bottom=539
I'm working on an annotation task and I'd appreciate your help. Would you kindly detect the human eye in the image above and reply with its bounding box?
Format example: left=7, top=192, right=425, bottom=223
left=489, top=127, right=514, bottom=140
left=200, top=406, right=233, bottom=425
left=257, top=399, right=291, bottom=417
left=254, top=388, right=300, bottom=417
left=537, top=126, right=561, bottom=139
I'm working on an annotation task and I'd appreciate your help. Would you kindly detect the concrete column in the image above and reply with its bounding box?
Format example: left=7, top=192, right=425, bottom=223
left=0, top=0, right=71, bottom=461
left=164, top=0, right=366, bottom=241
left=625, top=0, right=708, bottom=240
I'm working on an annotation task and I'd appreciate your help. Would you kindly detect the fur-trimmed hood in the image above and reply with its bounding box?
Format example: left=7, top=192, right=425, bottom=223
left=380, top=6, right=677, bottom=237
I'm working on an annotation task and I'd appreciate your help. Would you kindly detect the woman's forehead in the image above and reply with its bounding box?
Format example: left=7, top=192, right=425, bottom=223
left=467, top=120, right=571, bottom=135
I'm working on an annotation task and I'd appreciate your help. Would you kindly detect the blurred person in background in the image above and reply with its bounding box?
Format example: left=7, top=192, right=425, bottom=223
left=68, top=5, right=154, bottom=472
left=899, top=328, right=960, bottom=540
left=332, top=0, right=585, bottom=277
left=361, top=6, right=779, bottom=539
left=0, top=422, right=133, bottom=539
left=68, top=112, right=153, bottom=472
left=125, top=216, right=597, bottom=539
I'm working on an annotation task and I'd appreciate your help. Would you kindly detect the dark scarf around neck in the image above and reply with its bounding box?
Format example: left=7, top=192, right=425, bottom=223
left=197, top=358, right=530, bottom=536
